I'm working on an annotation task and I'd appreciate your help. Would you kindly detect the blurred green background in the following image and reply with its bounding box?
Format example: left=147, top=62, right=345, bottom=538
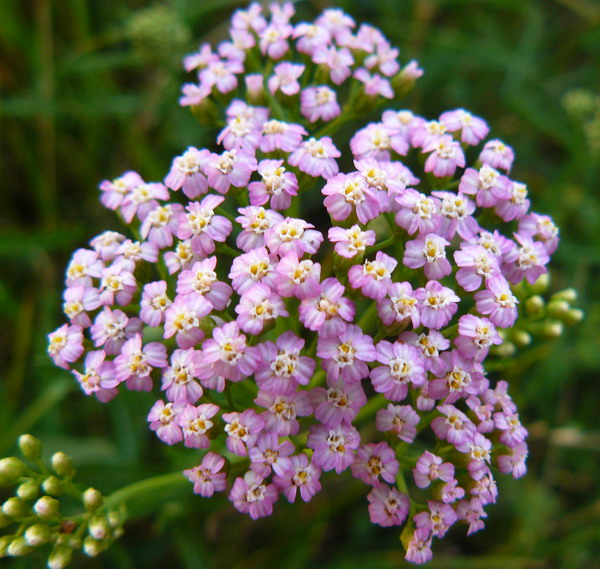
left=1, top=0, right=599, bottom=567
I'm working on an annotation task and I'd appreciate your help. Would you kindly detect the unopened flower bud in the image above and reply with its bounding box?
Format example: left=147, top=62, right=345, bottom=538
left=83, top=488, right=103, bottom=511
left=530, top=272, right=550, bottom=294
left=34, top=496, right=60, bottom=520
left=88, top=516, right=109, bottom=540
left=0, top=512, right=12, bottom=528
left=2, top=497, right=29, bottom=518
left=546, top=300, right=569, bottom=319
left=392, top=60, right=423, bottom=98
left=541, top=320, right=564, bottom=339
left=83, top=536, right=103, bottom=557
left=25, top=523, right=51, bottom=547
left=17, top=479, right=39, bottom=501
left=564, top=308, right=584, bottom=326
left=107, top=510, right=121, bottom=528
left=51, top=453, right=74, bottom=478
left=67, top=535, right=82, bottom=550
left=525, top=295, right=545, bottom=316
left=493, top=341, right=516, bottom=357
left=0, top=535, right=11, bottom=557
left=18, top=434, right=42, bottom=461
left=42, top=476, right=64, bottom=497
left=552, top=288, right=577, bottom=303
left=7, top=536, right=33, bottom=557
left=48, top=545, right=72, bottom=569
left=0, top=457, right=27, bottom=486
left=511, top=330, right=532, bottom=348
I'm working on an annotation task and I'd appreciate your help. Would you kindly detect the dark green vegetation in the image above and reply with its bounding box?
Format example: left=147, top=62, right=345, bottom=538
left=1, top=0, right=599, bottom=567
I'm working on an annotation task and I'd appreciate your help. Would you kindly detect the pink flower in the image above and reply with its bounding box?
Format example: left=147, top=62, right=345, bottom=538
left=479, top=139, right=515, bottom=172
left=413, top=451, right=455, bottom=489
left=350, top=123, right=407, bottom=161
left=310, top=379, right=367, bottom=427
left=377, top=282, right=420, bottom=329
left=259, top=23, right=293, bottom=60
left=300, top=86, right=341, bottom=123
left=502, top=233, right=549, bottom=285
left=164, top=147, right=210, bottom=199
left=307, top=423, right=360, bottom=473
left=317, top=324, right=376, bottom=383
left=353, top=68, right=394, bottom=99
left=415, top=281, right=460, bottom=330
left=288, top=137, right=341, bottom=179
left=299, top=278, right=355, bottom=335
left=351, top=442, right=399, bottom=486
left=114, top=334, right=167, bottom=391
left=268, top=62, right=305, bottom=95
left=120, top=182, right=169, bottom=224
left=367, top=484, right=409, bottom=527
left=90, top=307, right=142, bottom=355
left=473, top=275, right=518, bottom=328
left=518, top=213, right=559, bottom=255
left=423, top=135, right=466, bottom=178
left=178, top=403, right=220, bottom=448
left=223, top=409, right=265, bottom=456
left=404, top=528, right=433, bottom=564
left=312, top=46, right=354, bottom=84
left=456, top=497, right=487, bottom=535
left=248, top=159, right=298, bottom=210
left=72, top=350, right=118, bottom=402
left=459, top=165, right=511, bottom=208
left=62, top=285, right=100, bottom=328
left=275, top=252, right=321, bottom=299
left=199, top=58, right=243, bottom=94
left=199, top=322, right=259, bottom=382
left=249, top=433, right=294, bottom=477
left=403, top=234, right=452, bottom=280
left=328, top=225, right=376, bottom=259
left=322, top=172, right=381, bottom=224
left=99, top=171, right=144, bottom=210
left=235, top=206, right=283, bottom=252
left=235, top=282, right=288, bottom=334
left=273, top=454, right=322, bottom=503
left=255, top=332, right=315, bottom=394
left=254, top=390, right=311, bottom=436
left=348, top=252, right=397, bottom=301
left=376, top=404, right=420, bottom=443
left=148, top=400, right=183, bottom=445
left=454, top=245, right=500, bottom=292
left=161, top=348, right=203, bottom=404
left=431, top=405, right=476, bottom=447
left=184, top=452, right=227, bottom=497
left=163, top=294, right=211, bottom=349
left=264, top=217, right=323, bottom=256
left=439, top=109, right=489, bottom=145
left=177, top=194, right=232, bottom=256
left=260, top=120, right=307, bottom=153
left=394, top=189, right=440, bottom=236
left=371, top=341, right=426, bottom=401
left=454, top=315, right=502, bottom=361
left=495, top=180, right=530, bottom=222
left=205, top=149, right=257, bottom=194
left=414, top=500, right=457, bottom=538
left=140, top=281, right=172, bottom=327
left=177, top=257, right=233, bottom=311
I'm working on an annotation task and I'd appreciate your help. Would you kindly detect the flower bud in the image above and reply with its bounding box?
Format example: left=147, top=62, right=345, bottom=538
left=18, top=434, right=43, bottom=461
left=51, top=453, right=74, bottom=478
left=564, top=308, right=584, bottom=326
left=88, top=516, right=109, bottom=540
left=525, top=295, right=544, bottom=316
left=552, top=288, right=577, bottom=303
left=541, top=320, right=564, bottom=339
left=493, top=341, right=516, bottom=358
left=107, top=510, right=121, bottom=528
left=0, top=512, right=12, bottom=528
left=547, top=300, right=570, bottom=319
left=42, top=476, right=64, bottom=497
left=48, top=545, right=72, bottom=569
left=511, top=330, right=532, bottom=348
left=17, top=479, right=39, bottom=501
left=0, top=535, right=11, bottom=557
left=83, top=537, right=103, bottom=558
left=82, top=488, right=103, bottom=511
left=7, top=536, right=33, bottom=557
left=530, top=272, right=550, bottom=294
left=0, top=457, right=27, bottom=486
left=25, top=523, right=51, bottom=547
left=34, top=496, right=60, bottom=520
left=2, top=497, right=29, bottom=518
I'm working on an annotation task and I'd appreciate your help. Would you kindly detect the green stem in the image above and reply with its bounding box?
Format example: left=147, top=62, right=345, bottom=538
left=103, top=472, right=187, bottom=511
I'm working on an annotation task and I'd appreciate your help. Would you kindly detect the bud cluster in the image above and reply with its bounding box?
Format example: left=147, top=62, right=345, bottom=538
left=47, top=3, right=577, bottom=563
left=0, top=435, right=122, bottom=567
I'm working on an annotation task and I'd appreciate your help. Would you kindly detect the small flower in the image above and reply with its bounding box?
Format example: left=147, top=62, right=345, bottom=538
left=367, top=484, right=409, bottom=527
left=184, top=452, right=228, bottom=497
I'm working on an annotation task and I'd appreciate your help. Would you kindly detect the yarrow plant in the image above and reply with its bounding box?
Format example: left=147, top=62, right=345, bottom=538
left=43, top=3, right=582, bottom=564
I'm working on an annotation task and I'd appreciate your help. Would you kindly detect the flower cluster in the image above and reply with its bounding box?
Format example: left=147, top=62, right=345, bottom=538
left=0, top=435, right=122, bottom=567
left=47, top=3, right=567, bottom=563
